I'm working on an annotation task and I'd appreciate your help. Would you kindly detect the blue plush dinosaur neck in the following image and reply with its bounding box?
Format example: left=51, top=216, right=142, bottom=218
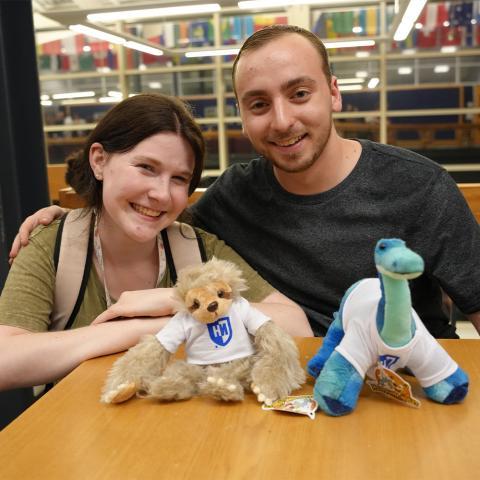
left=374, top=239, right=424, bottom=347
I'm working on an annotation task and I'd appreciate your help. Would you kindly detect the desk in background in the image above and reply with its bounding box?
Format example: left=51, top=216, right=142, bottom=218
left=1, top=338, right=479, bottom=479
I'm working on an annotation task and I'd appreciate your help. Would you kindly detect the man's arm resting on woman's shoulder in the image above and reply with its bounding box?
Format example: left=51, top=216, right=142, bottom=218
left=9, top=205, right=66, bottom=261
left=0, top=317, right=170, bottom=391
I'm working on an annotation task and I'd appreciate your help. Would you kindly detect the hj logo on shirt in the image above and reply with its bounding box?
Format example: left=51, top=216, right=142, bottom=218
left=379, top=354, right=400, bottom=369
left=208, top=317, right=232, bottom=347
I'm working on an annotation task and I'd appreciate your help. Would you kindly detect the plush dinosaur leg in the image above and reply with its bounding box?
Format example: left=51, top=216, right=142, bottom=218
left=314, top=351, right=364, bottom=416
left=423, top=367, right=469, bottom=404
left=307, top=313, right=344, bottom=378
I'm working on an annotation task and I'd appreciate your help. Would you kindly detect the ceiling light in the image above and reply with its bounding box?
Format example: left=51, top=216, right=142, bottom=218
left=238, top=0, right=372, bottom=7
left=41, top=100, right=53, bottom=106
left=185, top=48, right=240, bottom=58
left=339, top=84, right=362, bottom=91
left=40, top=94, right=50, bottom=101
left=98, top=96, right=122, bottom=103
left=402, top=48, right=417, bottom=54
left=148, top=82, right=162, bottom=89
left=69, top=24, right=126, bottom=45
left=52, top=91, right=96, bottom=100
left=393, top=0, right=427, bottom=42
left=398, top=67, right=413, bottom=75
left=352, top=26, right=363, bottom=34
left=87, top=4, right=221, bottom=22
left=356, top=51, right=370, bottom=58
left=441, top=46, right=457, bottom=53
left=324, top=39, right=375, bottom=49
left=434, top=65, right=450, bottom=73
left=107, top=91, right=123, bottom=98
left=125, top=41, right=163, bottom=56
left=355, top=71, right=368, bottom=78
left=368, top=77, right=379, bottom=88
left=337, top=78, right=365, bottom=84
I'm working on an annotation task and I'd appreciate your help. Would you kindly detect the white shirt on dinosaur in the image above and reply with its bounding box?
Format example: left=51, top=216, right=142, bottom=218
left=156, top=297, right=270, bottom=365
left=335, top=278, right=458, bottom=388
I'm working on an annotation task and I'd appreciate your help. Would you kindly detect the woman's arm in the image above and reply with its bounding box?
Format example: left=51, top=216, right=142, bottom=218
left=253, top=290, right=313, bottom=337
left=0, top=317, right=170, bottom=391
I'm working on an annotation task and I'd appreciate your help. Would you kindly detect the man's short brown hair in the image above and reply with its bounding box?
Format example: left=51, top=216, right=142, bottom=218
left=232, top=24, right=332, bottom=96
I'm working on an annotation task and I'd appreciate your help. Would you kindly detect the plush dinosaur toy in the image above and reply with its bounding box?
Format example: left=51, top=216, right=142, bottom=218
left=307, top=238, right=469, bottom=416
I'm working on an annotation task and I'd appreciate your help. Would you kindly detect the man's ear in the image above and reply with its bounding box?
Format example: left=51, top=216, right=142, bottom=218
left=330, top=76, right=342, bottom=113
left=89, top=142, right=106, bottom=181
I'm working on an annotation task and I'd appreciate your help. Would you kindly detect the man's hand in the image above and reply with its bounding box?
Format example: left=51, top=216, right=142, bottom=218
left=92, top=288, right=178, bottom=325
left=9, top=205, right=66, bottom=263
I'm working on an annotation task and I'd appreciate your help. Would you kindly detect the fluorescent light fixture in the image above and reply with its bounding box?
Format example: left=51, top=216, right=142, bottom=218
left=52, top=91, right=96, bottom=100
left=402, top=48, right=417, bottom=54
left=40, top=94, right=50, bottom=101
left=125, top=41, right=163, bottom=56
left=98, top=96, right=122, bottom=103
left=337, top=78, right=365, bottom=85
left=415, top=22, right=423, bottom=29
left=88, top=4, right=220, bottom=22
left=393, top=0, right=427, bottom=42
left=441, top=46, right=457, bottom=53
left=148, top=82, right=162, bottom=89
left=239, top=0, right=345, bottom=7
left=356, top=51, right=370, bottom=58
left=352, top=26, right=363, bottom=34
left=398, top=66, right=413, bottom=75
left=41, top=100, right=53, bottom=106
left=368, top=77, right=379, bottom=88
left=338, top=84, right=362, bottom=91
left=185, top=48, right=240, bottom=58
left=69, top=24, right=126, bottom=45
left=434, top=65, right=450, bottom=73
left=355, top=71, right=368, bottom=78
left=107, top=91, right=123, bottom=98
left=324, top=39, right=375, bottom=49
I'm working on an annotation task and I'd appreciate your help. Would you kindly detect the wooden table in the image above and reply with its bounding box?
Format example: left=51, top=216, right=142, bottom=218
left=1, top=338, right=479, bottom=479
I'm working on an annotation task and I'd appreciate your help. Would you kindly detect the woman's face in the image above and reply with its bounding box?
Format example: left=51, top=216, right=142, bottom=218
left=90, top=132, right=195, bottom=244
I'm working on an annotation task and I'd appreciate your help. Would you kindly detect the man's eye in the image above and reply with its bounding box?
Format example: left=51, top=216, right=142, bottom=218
left=250, top=101, right=267, bottom=111
left=294, top=90, right=310, bottom=100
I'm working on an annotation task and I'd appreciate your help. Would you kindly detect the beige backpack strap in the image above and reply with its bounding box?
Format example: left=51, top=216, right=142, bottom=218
left=50, top=209, right=94, bottom=331
left=162, top=221, right=207, bottom=284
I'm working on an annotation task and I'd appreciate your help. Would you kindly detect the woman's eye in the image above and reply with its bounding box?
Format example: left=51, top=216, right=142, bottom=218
left=173, top=176, right=189, bottom=184
left=138, top=163, right=154, bottom=172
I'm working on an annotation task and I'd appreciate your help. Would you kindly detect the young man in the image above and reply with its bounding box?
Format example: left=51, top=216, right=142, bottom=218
left=10, top=25, right=480, bottom=338
left=189, top=25, right=480, bottom=337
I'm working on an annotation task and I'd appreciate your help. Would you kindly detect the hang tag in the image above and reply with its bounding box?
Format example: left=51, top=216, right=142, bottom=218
left=262, top=395, right=318, bottom=419
left=366, top=364, right=421, bottom=408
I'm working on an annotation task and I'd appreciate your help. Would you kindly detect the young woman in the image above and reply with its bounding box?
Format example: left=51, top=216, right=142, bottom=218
left=0, top=94, right=311, bottom=391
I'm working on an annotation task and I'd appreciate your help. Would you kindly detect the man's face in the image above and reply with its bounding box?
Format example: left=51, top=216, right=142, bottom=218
left=235, top=34, right=342, bottom=174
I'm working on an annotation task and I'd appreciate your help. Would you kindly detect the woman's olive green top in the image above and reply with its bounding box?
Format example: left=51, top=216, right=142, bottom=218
left=0, top=220, right=274, bottom=332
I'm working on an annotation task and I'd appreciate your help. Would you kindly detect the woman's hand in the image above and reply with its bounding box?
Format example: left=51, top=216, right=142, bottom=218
left=9, top=205, right=66, bottom=263
left=92, top=288, right=178, bottom=325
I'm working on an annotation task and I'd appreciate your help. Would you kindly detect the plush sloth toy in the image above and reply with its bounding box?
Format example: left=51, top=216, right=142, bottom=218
left=101, top=257, right=305, bottom=404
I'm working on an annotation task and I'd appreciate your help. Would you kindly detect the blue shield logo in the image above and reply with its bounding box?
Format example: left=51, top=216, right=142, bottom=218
left=207, top=316, right=232, bottom=347
left=379, top=354, right=400, bottom=369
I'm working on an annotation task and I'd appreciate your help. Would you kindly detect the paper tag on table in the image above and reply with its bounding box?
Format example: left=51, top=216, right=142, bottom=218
left=366, top=364, right=421, bottom=408
left=262, top=395, right=318, bottom=419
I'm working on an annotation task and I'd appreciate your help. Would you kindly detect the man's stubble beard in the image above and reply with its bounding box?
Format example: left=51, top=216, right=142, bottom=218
left=268, top=121, right=333, bottom=174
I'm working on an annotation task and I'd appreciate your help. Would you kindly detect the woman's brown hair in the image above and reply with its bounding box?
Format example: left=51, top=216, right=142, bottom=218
left=66, top=93, right=205, bottom=209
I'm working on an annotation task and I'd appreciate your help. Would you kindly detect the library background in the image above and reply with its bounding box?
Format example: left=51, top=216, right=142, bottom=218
left=31, top=0, right=480, bottom=203
left=0, top=0, right=479, bottom=429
